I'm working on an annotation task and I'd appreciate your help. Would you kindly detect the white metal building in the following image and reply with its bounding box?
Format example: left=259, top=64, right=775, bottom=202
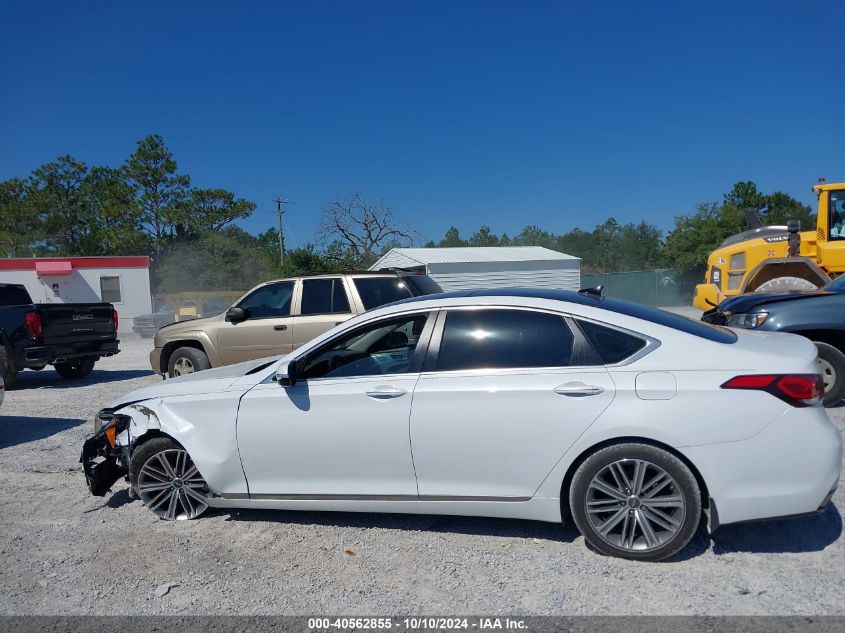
left=0, top=256, right=152, bottom=333
left=370, top=247, right=581, bottom=291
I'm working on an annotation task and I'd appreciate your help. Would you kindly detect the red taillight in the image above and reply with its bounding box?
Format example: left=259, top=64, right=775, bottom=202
left=721, top=374, right=824, bottom=407
left=24, top=311, right=43, bottom=338
left=112, top=308, right=119, bottom=333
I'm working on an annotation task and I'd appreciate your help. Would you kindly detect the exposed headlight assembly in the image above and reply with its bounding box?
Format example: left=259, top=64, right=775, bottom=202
left=726, top=312, right=769, bottom=329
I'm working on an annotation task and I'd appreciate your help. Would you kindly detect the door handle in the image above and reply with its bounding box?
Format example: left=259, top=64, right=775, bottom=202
left=365, top=386, right=408, bottom=400
left=273, top=325, right=288, bottom=331
left=554, top=382, right=605, bottom=397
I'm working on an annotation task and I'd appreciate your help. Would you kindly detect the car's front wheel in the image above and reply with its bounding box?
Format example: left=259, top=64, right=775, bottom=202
left=167, top=346, right=211, bottom=378
left=130, top=437, right=210, bottom=521
left=569, top=443, right=701, bottom=561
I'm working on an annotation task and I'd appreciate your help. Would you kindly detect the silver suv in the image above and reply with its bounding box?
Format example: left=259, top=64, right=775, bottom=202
left=150, top=271, right=442, bottom=378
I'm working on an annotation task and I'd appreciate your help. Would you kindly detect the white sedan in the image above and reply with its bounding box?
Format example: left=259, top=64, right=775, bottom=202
left=81, top=289, right=842, bottom=561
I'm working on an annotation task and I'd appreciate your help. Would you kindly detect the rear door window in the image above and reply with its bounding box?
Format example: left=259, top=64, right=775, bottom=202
left=300, top=278, right=352, bottom=315
left=436, top=309, right=575, bottom=371
left=353, top=277, right=414, bottom=310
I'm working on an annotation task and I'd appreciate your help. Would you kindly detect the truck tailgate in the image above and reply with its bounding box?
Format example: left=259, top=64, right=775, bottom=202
left=40, top=303, right=116, bottom=343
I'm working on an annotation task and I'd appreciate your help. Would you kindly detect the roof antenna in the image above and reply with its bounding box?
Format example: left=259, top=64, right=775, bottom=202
left=578, top=285, right=604, bottom=298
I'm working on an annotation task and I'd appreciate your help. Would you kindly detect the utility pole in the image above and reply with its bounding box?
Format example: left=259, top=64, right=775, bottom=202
left=272, top=196, right=289, bottom=267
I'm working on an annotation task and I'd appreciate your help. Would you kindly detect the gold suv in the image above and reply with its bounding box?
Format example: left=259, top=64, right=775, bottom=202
left=150, top=272, right=442, bottom=378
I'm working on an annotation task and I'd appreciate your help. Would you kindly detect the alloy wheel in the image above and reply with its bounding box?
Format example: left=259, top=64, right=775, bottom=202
left=585, top=458, right=686, bottom=552
left=172, top=357, right=194, bottom=376
left=137, top=448, right=209, bottom=520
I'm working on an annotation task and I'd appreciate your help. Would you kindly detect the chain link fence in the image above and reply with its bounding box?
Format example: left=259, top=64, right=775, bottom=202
left=581, top=269, right=694, bottom=307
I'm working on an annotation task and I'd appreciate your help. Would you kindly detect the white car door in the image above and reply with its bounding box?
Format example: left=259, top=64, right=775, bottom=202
left=236, top=310, right=435, bottom=497
left=409, top=307, right=616, bottom=500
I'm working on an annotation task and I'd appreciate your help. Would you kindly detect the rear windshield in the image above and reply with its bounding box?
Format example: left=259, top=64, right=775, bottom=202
left=0, top=285, right=32, bottom=306
left=353, top=277, right=414, bottom=310
left=596, top=297, right=737, bottom=344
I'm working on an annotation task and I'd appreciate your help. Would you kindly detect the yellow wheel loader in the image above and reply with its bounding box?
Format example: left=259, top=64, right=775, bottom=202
left=693, top=181, right=845, bottom=310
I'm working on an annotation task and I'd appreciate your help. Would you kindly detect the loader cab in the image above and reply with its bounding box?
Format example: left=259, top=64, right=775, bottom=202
left=815, top=185, right=845, bottom=272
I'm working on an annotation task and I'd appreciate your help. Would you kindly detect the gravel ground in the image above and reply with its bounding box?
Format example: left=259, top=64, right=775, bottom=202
left=0, top=335, right=843, bottom=616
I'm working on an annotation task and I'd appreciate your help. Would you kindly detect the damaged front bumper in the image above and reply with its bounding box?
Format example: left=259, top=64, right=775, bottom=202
left=79, top=414, right=131, bottom=496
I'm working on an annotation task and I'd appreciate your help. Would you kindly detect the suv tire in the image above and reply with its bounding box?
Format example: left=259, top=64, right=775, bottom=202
left=167, top=346, right=211, bottom=378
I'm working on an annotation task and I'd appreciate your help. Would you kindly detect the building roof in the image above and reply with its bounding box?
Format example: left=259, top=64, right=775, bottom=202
left=371, top=246, right=578, bottom=269
left=0, top=256, right=150, bottom=271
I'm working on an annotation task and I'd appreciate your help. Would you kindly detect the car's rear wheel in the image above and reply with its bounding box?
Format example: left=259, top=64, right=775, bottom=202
left=167, top=346, right=211, bottom=378
left=130, top=437, right=209, bottom=521
left=569, top=443, right=701, bottom=561
left=814, top=342, right=845, bottom=407
left=54, top=357, right=96, bottom=379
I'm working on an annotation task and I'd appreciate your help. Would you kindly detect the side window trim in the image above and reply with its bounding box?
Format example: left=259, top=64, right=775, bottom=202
left=570, top=315, right=660, bottom=366
left=296, top=309, right=437, bottom=381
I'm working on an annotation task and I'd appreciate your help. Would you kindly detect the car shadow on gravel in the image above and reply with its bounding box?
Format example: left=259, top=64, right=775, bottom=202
left=0, top=415, right=85, bottom=449
left=218, top=508, right=580, bottom=542
left=709, top=501, right=842, bottom=555
left=216, top=503, right=842, bottom=559
left=9, top=369, right=154, bottom=390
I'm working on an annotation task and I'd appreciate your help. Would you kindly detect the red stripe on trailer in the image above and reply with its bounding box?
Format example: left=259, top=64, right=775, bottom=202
left=0, top=256, right=150, bottom=270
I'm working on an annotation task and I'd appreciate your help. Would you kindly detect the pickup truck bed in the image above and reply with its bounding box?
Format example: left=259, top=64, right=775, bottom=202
left=0, top=283, right=120, bottom=387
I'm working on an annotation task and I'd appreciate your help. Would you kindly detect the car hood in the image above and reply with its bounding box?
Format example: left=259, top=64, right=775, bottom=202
left=110, top=356, right=283, bottom=408
left=718, top=289, right=831, bottom=314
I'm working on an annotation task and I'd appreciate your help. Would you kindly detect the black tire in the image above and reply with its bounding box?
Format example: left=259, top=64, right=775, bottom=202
left=0, top=346, right=17, bottom=389
left=54, top=357, right=96, bottom=379
left=569, top=443, right=701, bottom=562
left=167, top=346, right=211, bottom=378
left=814, top=341, right=845, bottom=407
left=129, top=436, right=209, bottom=520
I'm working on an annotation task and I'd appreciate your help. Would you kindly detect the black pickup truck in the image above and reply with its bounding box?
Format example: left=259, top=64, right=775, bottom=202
left=0, top=283, right=120, bottom=387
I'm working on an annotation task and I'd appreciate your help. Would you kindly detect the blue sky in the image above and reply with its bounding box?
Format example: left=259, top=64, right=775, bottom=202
left=1, top=1, right=842, bottom=247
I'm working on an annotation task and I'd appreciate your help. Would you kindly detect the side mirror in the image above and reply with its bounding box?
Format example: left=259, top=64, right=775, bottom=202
left=225, top=306, right=248, bottom=323
left=275, top=360, right=297, bottom=387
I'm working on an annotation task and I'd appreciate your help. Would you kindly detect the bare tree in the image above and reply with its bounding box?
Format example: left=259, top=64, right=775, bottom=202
left=318, top=192, right=419, bottom=267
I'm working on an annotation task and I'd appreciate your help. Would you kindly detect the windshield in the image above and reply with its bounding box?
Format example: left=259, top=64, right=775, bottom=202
left=830, top=190, right=845, bottom=241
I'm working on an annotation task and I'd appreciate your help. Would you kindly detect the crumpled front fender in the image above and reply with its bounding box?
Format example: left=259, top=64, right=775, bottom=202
left=114, top=393, right=248, bottom=496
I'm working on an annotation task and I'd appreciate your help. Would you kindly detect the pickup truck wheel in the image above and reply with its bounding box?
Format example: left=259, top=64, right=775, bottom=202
left=54, top=357, right=96, bottom=379
left=0, top=347, right=17, bottom=389
left=167, top=347, right=211, bottom=378
left=814, top=342, right=845, bottom=407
